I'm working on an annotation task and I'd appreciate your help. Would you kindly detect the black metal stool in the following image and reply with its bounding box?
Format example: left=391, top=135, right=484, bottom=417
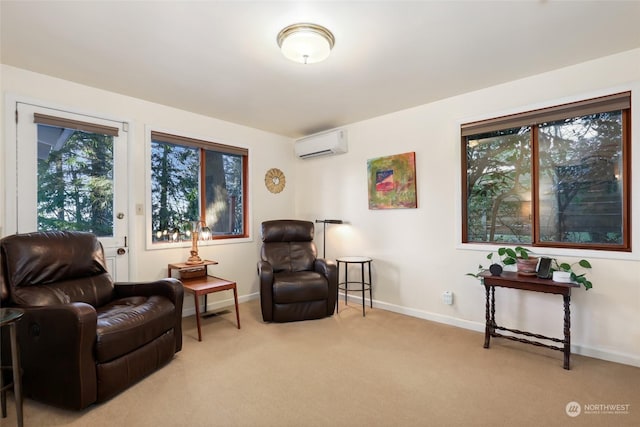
left=336, top=256, right=373, bottom=316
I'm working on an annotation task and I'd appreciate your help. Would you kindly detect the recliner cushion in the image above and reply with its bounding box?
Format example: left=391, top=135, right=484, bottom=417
left=12, top=274, right=113, bottom=307
left=95, top=295, right=175, bottom=363
left=1, top=230, right=113, bottom=307
left=272, top=271, right=328, bottom=304
left=261, top=242, right=316, bottom=272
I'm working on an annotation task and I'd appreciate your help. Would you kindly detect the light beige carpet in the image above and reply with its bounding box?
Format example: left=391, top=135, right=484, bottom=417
left=3, top=299, right=639, bottom=427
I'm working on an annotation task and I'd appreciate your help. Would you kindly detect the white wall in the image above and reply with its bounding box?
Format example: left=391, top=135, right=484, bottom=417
left=0, top=64, right=296, bottom=314
left=295, top=49, right=640, bottom=367
left=3, top=48, right=639, bottom=367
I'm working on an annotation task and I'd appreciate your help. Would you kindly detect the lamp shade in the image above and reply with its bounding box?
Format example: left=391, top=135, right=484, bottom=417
left=277, top=23, right=335, bottom=64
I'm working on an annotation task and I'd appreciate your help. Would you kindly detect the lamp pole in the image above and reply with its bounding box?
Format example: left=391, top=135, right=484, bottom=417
left=315, top=219, right=343, bottom=259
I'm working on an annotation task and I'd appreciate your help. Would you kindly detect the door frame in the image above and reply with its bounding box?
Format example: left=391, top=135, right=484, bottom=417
left=3, top=94, right=134, bottom=280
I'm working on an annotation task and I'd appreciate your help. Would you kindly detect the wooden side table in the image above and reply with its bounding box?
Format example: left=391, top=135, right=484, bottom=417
left=168, top=261, right=240, bottom=341
left=1, top=308, right=24, bottom=427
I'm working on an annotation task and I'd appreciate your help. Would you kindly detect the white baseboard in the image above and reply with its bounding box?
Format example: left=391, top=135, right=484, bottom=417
left=182, top=291, right=640, bottom=368
left=340, top=293, right=640, bottom=368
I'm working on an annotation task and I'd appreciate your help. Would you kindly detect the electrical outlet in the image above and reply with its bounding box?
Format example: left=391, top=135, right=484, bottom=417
left=442, top=291, right=454, bottom=305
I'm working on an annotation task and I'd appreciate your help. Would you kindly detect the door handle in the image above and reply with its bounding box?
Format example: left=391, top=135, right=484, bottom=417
left=117, top=248, right=126, bottom=255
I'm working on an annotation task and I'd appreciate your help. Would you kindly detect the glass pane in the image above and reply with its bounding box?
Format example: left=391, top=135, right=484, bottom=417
left=465, top=127, right=532, bottom=243
left=150, top=141, right=199, bottom=242
left=37, top=124, right=114, bottom=236
left=538, top=112, right=623, bottom=244
left=204, top=151, right=244, bottom=235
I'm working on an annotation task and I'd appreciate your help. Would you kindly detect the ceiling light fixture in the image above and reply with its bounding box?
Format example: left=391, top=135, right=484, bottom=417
left=277, top=23, right=335, bottom=64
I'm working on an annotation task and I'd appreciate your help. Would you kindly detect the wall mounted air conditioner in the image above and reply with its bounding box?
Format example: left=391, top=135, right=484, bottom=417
left=295, top=128, right=348, bottom=159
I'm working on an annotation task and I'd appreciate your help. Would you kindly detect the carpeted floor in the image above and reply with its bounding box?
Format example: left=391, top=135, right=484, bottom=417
left=3, top=299, right=639, bottom=426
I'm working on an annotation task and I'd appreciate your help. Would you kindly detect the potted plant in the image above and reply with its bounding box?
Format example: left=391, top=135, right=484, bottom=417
left=489, top=246, right=538, bottom=276
left=551, top=259, right=593, bottom=290
left=466, top=246, right=530, bottom=277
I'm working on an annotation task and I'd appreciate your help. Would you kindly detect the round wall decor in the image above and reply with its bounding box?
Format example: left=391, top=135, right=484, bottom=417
left=265, top=168, right=286, bottom=193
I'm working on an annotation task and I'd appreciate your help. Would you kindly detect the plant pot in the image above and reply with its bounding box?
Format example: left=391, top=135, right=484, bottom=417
left=553, top=271, right=572, bottom=283
left=516, top=257, right=539, bottom=276
left=489, top=263, right=503, bottom=276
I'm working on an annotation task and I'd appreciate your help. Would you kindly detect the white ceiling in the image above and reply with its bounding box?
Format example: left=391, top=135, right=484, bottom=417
left=2, top=1, right=639, bottom=138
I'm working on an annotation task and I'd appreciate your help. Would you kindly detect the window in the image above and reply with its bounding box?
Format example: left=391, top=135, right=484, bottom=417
left=150, top=131, right=248, bottom=243
left=34, top=113, right=118, bottom=236
left=462, top=92, right=631, bottom=251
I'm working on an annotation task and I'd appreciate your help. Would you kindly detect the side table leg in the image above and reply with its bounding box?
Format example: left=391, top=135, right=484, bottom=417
left=484, top=284, right=491, bottom=348
left=1, top=351, right=6, bottom=417
left=344, top=263, right=348, bottom=306
left=233, top=285, right=241, bottom=329
left=336, top=262, right=340, bottom=313
left=361, top=262, right=366, bottom=317
left=10, top=323, right=23, bottom=427
left=563, top=294, right=571, bottom=370
left=194, top=293, right=202, bottom=342
left=368, top=261, right=373, bottom=308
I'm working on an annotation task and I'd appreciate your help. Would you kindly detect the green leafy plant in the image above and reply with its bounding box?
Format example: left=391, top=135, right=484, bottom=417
left=552, top=259, right=593, bottom=290
left=466, top=246, right=532, bottom=278
left=493, top=246, right=532, bottom=265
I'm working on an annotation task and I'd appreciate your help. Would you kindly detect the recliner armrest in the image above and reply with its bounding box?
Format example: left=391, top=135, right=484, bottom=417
left=314, top=259, right=337, bottom=284
left=114, top=278, right=183, bottom=305
left=315, top=259, right=338, bottom=315
left=257, top=261, right=274, bottom=321
left=17, top=303, right=98, bottom=410
left=113, top=279, right=184, bottom=352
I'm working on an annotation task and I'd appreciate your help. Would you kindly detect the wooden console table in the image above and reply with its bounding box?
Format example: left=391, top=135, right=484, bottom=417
left=479, top=271, right=579, bottom=370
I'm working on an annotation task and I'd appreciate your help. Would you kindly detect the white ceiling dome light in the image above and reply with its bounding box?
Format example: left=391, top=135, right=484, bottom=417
left=277, top=23, right=335, bottom=64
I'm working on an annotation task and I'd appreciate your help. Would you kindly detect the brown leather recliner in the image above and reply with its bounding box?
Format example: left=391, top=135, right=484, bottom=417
left=257, top=220, right=337, bottom=322
left=0, top=231, right=184, bottom=410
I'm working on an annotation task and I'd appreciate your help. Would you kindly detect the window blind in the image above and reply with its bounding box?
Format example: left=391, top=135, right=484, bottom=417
left=461, top=92, right=631, bottom=137
left=34, top=113, right=120, bottom=136
left=151, top=131, right=248, bottom=156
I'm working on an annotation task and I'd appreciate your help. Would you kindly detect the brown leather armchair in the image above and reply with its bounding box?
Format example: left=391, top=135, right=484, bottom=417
left=0, top=231, right=184, bottom=410
left=257, top=220, right=337, bottom=322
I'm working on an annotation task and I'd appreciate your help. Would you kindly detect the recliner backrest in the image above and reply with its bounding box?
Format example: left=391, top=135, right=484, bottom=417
left=0, top=231, right=113, bottom=307
left=261, top=220, right=317, bottom=273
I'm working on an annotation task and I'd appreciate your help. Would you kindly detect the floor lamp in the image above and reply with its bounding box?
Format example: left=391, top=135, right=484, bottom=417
left=315, top=219, right=343, bottom=258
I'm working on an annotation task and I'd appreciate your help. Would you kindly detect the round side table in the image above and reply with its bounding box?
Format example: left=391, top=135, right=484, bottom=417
left=1, top=308, right=24, bottom=427
left=336, top=256, right=373, bottom=317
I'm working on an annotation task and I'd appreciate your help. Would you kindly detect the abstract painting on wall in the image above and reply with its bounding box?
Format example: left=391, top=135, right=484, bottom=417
left=367, top=152, right=417, bottom=209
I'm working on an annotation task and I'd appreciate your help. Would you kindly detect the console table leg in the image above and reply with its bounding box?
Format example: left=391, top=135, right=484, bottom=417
left=484, top=284, right=491, bottom=348
left=563, top=294, right=571, bottom=370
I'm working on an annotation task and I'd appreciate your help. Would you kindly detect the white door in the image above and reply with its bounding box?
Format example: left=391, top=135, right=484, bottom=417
left=13, top=102, right=129, bottom=281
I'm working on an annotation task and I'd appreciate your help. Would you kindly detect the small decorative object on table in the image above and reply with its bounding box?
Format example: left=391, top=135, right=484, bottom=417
left=186, top=220, right=204, bottom=265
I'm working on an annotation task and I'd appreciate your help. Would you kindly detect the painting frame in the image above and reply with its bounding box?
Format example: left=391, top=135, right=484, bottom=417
left=367, top=152, right=417, bottom=210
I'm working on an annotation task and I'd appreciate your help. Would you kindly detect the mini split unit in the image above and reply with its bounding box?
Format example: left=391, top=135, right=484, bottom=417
left=294, top=128, right=348, bottom=159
